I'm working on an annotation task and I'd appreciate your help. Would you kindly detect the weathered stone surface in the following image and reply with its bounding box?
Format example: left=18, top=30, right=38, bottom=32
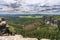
left=40, top=39, right=50, bottom=40
left=0, top=35, right=38, bottom=40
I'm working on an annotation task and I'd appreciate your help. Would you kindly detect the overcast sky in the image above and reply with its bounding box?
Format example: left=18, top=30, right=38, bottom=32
left=0, top=0, right=60, bottom=14
left=3, top=0, right=60, bottom=5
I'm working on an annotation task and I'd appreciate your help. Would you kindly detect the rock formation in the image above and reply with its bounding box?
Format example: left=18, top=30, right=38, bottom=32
left=0, top=35, right=38, bottom=40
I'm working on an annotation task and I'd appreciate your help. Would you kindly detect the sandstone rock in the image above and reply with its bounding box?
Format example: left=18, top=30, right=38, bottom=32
left=40, top=39, right=50, bottom=40
left=0, top=35, right=38, bottom=40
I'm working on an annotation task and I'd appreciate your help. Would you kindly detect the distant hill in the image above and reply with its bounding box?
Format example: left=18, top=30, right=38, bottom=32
left=0, top=13, right=60, bottom=17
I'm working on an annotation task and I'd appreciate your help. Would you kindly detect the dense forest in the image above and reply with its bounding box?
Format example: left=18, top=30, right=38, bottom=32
left=2, top=16, right=60, bottom=40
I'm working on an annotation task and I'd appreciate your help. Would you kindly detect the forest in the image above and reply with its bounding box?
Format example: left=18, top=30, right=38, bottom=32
left=2, top=16, right=60, bottom=40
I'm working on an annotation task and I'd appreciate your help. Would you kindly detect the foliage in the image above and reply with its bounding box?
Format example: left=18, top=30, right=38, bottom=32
left=3, top=16, right=60, bottom=39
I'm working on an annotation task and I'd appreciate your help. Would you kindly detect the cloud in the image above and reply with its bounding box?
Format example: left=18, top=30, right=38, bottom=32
left=4, top=0, right=17, bottom=3
left=46, top=0, right=60, bottom=5
left=23, top=0, right=41, bottom=4
left=0, top=0, right=60, bottom=13
left=22, top=0, right=60, bottom=5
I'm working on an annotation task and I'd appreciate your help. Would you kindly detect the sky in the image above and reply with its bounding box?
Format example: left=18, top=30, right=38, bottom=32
left=4, top=0, right=17, bottom=3
left=0, top=0, right=60, bottom=14
left=3, top=0, right=60, bottom=5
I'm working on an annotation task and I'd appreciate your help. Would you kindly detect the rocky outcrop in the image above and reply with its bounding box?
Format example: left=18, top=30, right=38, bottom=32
left=40, top=39, right=50, bottom=40
left=0, top=35, right=38, bottom=40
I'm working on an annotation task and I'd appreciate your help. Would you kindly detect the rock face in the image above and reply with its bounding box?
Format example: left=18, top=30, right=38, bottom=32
left=40, top=39, right=50, bottom=40
left=0, top=35, right=38, bottom=40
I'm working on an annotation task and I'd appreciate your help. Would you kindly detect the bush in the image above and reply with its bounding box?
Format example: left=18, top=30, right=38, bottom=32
left=9, top=26, right=16, bottom=35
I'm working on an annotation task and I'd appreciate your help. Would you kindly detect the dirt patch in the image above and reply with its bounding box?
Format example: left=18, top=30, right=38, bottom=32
left=24, top=22, right=40, bottom=31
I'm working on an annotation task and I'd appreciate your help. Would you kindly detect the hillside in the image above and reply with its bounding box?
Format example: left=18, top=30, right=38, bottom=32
left=1, top=16, right=60, bottom=40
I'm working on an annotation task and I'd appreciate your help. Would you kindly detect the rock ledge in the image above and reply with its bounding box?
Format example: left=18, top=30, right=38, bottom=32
left=0, top=35, right=38, bottom=40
